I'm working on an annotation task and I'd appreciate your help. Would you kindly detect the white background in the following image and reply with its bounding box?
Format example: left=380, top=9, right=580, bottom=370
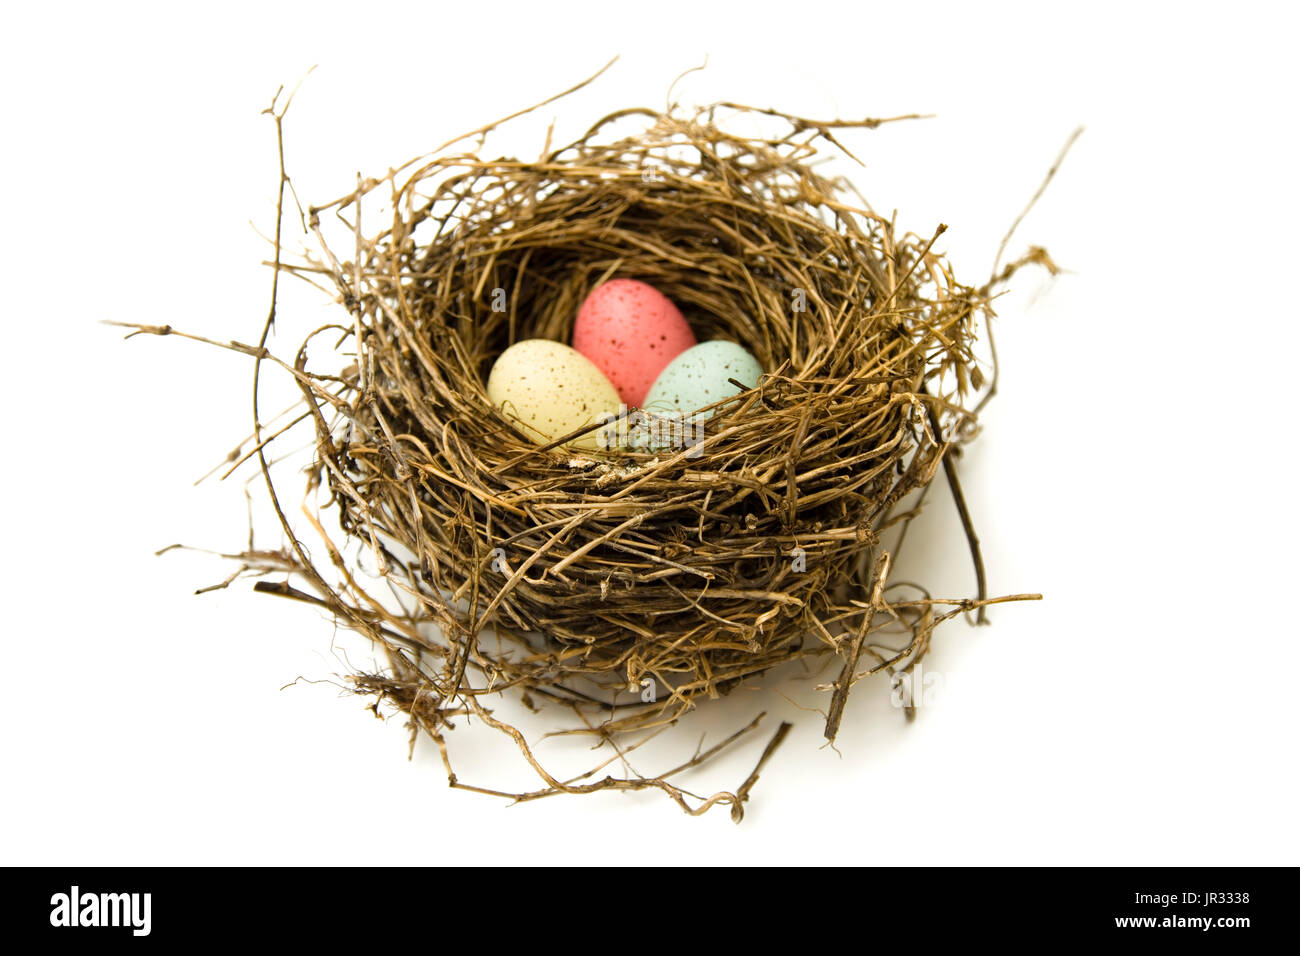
left=3, top=0, right=1297, bottom=865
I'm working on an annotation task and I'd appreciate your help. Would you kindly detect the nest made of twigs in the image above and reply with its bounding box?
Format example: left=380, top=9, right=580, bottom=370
left=126, top=69, right=1053, bottom=818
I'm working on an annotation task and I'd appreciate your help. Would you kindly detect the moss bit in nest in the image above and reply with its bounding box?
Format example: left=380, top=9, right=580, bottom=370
left=123, top=69, right=1056, bottom=819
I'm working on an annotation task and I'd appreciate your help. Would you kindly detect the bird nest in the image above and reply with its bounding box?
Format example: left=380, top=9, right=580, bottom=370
left=125, top=70, right=1053, bottom=819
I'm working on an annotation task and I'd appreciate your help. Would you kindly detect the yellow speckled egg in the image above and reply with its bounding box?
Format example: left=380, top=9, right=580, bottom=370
left=486, top=339, right=622, bottom=451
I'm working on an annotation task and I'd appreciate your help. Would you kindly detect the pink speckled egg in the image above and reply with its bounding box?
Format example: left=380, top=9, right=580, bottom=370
left=572, top=278, right=697, bottom=407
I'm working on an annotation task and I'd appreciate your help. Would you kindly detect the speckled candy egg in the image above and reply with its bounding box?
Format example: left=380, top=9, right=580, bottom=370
left=642, top=340, right=764, bottom=422
left=486, top=339, right=622, bottom=451
left=572, top=278, right=696, bottom=407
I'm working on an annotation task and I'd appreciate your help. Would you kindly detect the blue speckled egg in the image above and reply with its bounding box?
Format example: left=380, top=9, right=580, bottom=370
left=641, top=340, right=763, bottom=422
